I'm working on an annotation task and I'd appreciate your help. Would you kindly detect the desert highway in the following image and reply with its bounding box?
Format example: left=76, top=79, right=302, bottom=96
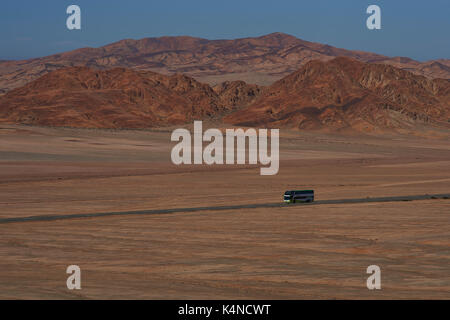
left=0, top=193, right=448, bottom=224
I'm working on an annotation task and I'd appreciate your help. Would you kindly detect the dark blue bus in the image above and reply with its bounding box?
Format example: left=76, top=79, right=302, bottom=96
left=283, top=190, right=314, bottom=203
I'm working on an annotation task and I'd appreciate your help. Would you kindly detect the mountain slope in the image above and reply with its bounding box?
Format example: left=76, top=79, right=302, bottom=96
left=0, top=67, right=261, bottom=128
left=1, top=58, right=448, bottom=132
left=224, top=57, right=450, bottom=132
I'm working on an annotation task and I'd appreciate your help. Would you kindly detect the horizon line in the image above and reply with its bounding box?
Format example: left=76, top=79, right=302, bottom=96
left=2, top=32, right=449, bottom=63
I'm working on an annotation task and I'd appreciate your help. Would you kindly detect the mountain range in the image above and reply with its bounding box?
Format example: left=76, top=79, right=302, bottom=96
left=1, top=32, right=449, bottom=94
left=225, top=57, right=450, bottom=132
left=0, top=67, right=262, bottom=128
left=0, top=33, right=448, bottom=133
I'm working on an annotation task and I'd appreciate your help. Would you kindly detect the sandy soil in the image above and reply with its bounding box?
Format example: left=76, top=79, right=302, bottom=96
left=0, top=124, right=449, bottom=299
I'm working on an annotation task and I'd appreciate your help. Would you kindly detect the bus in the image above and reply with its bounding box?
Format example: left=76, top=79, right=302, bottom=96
left=283, top=190, right=314, bottom=203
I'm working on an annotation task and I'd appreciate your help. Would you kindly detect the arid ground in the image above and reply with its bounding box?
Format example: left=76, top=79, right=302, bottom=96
left=0, top=124, right=449, bottom=299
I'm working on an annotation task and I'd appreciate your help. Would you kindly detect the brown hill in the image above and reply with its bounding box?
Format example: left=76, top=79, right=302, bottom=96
left=224, top=57, right=450, bottom=132
left=1, top=33, right=449, bottom=94
left=0, top=67, right=261, bottom=129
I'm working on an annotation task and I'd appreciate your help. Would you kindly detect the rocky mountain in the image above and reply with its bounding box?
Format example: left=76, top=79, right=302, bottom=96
left=1, top=57, right=448, bottom=132
left=0, top=67, right=262, bottom=128
left=224, top=57, right=450, bottom=132
left=213, top=81, right=263, bottom=111
left=1, top=33, right=449, bottom=94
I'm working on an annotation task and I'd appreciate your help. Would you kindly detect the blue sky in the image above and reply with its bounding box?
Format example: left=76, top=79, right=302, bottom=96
left=1, top=0, right=449, bottom=61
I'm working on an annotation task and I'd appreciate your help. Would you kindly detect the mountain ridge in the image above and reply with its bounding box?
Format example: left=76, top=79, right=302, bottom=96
left=1, top=32, right=449, bottom=94
left=0, top=66, right=262, bottom=128
left=0, top=57, right=448, bottom=134
left=224, top=57, right=450, bottom=133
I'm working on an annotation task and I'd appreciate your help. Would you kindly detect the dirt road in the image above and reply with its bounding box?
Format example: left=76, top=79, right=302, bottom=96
left=1, top=193, right=448, bottom=224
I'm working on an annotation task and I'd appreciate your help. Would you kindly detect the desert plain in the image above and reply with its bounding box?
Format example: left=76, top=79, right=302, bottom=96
left=0, top=123, right=448, bottom=299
